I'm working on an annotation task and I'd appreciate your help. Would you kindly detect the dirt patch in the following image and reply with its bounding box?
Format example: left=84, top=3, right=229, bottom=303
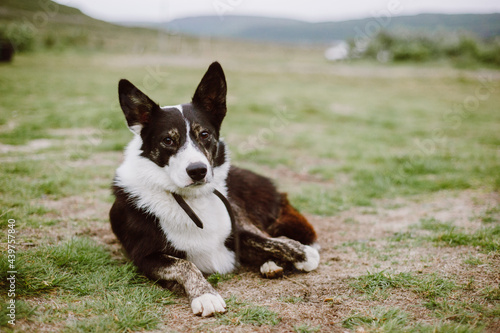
left=0, top=128, right=100, bottom=155
left=49, top=128, right=101, bottom=137
left=326, top=190, right=500, bottom=239
left=0, top=139, right=54, bottom=153
left=40, top=191, right=110, bottom=222
left=0, top=128, right=120, bottom=165
left=20, top=190, right=114, bottom=249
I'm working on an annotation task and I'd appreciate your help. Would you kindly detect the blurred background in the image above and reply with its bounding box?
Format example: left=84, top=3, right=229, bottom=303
left=1, top=0, right=500, bottom=65
left=0, top=0, right=500, bottom=66
left=1, top=1, right=500, bottom=332
left=1, top=0, right=499, bottom=212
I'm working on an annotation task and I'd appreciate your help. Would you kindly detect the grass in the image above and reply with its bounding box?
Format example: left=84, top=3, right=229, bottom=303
left=348, top=270, right=500, bottom=331
left=431, top=225, right=500, bottom=252
left=463, top=255, right=484, bottom=266
left=2, top=51, right=500, bottom=219
left=342, top=307, right=409, bottom=331
left=349, top=271, right=458, bottom=301
left=0, top=238, right=175, bottom=332
left=416, top=217, right=455, bottom=232
left=0, top=300, right=35, bottom=327
left=207, top=272, right=235, bottom=287
left=478, top=206, right=500, bottom=223
left=0, top=35, right=499, bottom=331
left=342, top=306, right=487, bottom=333
left=215, top=296, right=281, bottom=327
left=293, top=323, right=321, bottom=333
left=280, top=295, right=305, bottom=304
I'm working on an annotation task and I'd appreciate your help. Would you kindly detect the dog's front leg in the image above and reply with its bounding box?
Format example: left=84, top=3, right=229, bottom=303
left=143, top=254, right=226, bottom=317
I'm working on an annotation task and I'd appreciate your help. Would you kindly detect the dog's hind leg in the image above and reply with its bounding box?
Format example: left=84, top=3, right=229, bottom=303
left=239, top=229, right=320, bottom=276
left=265, top=193, right=319, bottom=248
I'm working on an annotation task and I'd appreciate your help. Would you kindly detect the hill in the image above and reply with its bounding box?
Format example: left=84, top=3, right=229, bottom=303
left=0, top=0, right=111, bottom=27
left=0, top=0, right=161, bottom=52
left=158, top=13, right=500, bottom=43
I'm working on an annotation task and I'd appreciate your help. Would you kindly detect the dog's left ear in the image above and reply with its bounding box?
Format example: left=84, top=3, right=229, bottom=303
left=192, top=62, right=227, bottom=130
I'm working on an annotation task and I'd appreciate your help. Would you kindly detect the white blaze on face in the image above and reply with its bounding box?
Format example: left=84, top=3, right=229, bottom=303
left=164, top=105, right=212, bottom=189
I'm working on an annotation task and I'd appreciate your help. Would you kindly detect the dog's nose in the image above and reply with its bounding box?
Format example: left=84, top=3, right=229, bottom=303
left=186, top=162, right=208, bottom=182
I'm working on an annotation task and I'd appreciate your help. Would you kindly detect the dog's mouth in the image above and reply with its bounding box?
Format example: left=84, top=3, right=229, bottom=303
left=186, top=180, right=207, bottom=187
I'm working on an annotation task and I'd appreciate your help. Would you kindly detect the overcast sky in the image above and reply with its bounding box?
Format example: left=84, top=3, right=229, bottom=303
left=54, top=0, right=500, bottom=23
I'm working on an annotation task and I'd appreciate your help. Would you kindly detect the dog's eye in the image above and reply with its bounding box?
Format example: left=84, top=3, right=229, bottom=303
left=199, top=131, right=210, bottom=140
left=163, top=137, right=174, bottom=146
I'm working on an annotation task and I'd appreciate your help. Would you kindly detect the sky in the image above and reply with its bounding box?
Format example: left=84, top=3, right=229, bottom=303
left=54, top=0, right=500, bottom=23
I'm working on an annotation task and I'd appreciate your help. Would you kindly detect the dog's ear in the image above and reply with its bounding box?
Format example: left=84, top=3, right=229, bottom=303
left=192, top=62, right=227, bottom=129
left=118, top=79, right=158, bottom=134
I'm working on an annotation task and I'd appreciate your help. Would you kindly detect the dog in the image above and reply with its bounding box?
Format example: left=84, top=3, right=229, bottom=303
left=110, top=62, right=320, bottom=317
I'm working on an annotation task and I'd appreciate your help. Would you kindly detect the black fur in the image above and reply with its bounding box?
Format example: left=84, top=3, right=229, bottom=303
left=226, top=166, right=282, bottom=231
left=191, top=62, right=227, bottom=133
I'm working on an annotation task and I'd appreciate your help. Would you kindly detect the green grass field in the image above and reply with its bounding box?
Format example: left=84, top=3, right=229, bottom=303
left=1, top=41, right=499, bottom=332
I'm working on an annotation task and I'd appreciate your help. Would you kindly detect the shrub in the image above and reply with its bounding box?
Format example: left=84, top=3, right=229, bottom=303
left=357, top=30, right=500, bottom=67
left=0, top=23, right=36, bottom=52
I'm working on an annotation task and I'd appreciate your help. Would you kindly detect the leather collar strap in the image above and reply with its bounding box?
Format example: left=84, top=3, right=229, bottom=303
left=172, top=192, right=204, bottom=229
left=172, top=189, right=240, bottom=266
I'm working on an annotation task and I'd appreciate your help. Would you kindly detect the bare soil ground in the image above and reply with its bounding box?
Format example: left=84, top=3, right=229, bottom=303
left=30, top=180, right=500, bottom=332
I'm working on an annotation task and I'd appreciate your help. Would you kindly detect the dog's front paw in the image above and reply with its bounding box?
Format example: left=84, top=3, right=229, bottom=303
left=294, top=245, right=320, bottom=272
left=191, top=293, right=226, bottom=317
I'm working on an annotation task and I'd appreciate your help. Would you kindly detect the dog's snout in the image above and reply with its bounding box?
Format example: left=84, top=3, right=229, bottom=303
left=186, top=162, right=208, bottom=182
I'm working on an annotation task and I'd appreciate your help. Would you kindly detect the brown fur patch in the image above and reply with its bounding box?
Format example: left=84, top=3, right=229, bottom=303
left=267, top=193, right=318, bottom=245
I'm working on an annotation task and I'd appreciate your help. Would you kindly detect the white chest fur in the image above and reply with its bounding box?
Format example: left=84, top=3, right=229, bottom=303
left=158, top=192, right=236, bottom=274
left=120, top=184, right=236, bottom=274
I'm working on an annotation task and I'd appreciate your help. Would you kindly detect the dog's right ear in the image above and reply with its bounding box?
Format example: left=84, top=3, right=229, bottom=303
left=118, top=79, right=158, bottom=134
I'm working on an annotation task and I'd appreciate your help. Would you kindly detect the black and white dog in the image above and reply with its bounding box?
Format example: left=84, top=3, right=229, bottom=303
left=110, top=62, right=320, bottom=317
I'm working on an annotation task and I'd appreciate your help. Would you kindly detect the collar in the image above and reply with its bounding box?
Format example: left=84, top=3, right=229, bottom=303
left=171, top=189, right=240, bottom=266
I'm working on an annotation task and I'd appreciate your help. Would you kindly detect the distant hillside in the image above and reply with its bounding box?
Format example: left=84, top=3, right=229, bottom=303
left=156, top=13, right=500, bottom=44
left=0, top=0, right=81, bottom=14
left=0, top=0, right=162, bottom=52
left=0, top=0, right=112, bottom=27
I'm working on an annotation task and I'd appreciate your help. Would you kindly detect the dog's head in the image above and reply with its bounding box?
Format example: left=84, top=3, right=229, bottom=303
left=118, top=62, right=228, bottom=194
